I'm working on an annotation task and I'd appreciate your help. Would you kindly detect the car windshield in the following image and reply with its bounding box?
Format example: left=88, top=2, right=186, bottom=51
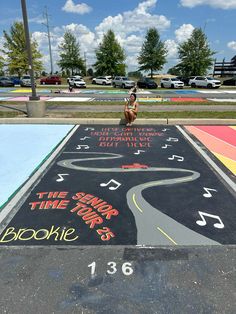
left=122, top=77, right=128, bottom=80
left=206, top=77, right=214, bottom=80
left=171, top=78, right=179, bottom=81
left=22, top=76, right=30, bottom=79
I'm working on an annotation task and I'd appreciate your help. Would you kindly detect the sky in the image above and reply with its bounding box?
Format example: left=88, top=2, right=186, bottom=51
left=0, top=0, right=236, bottom=74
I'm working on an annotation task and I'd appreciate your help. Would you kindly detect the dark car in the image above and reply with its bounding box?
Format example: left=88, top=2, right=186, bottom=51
left=137, top=77, right=157, bottom=89
left=40, top=76, right=61, bottom=85
left=9, top=76, right=21, bottom=85
left=223, top=77, right=236, bottom=86
left=0, top=77, right=15, bottom=87
left=176, top=76, right=196, bottom=86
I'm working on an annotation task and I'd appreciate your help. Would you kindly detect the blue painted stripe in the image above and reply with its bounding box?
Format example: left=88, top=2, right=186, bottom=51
left=0, top=125, right=74, bottom=208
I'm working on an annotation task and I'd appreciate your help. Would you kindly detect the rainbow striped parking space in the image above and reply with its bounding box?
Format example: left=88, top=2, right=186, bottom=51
left=186, top=126, right=236, bottom=175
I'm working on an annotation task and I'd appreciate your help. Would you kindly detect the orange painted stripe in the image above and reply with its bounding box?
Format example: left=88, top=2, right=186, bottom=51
left=185, top=126, right=236, bottom=161
left=194, top=126, right=236, bottom=147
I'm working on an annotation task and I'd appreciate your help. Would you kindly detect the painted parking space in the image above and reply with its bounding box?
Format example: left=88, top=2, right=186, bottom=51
left=185, top=126, right=236, bottom=175
left=0, top=125, right=74, bottom=209
left=0, top=125, right=235, bottom=246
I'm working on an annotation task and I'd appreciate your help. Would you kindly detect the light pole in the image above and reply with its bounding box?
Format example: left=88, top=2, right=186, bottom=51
left=42, top=6, right=53, bottom=75
left=20, top=0, right=39, bottom=100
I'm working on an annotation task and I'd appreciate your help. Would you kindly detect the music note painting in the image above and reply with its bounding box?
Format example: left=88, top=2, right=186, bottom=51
left=100, top=179, right=121, bottom=191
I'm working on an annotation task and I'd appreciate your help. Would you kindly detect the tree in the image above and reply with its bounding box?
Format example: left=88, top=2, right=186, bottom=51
left=1, top=21, right=43, bottom=77
left=176, top=28, right=215, bottom=77
left=128, top=70, right=142, bottom=78
left=138, top=28, right=167, bottom=78
left=0, top=56, right=5, bottom=75
left=94, top=30, right=126, bottom=76
left=58, top=31, right=85, bottom=76
left=167, top=65, right=183, bottom=76
left=87, top=68, right=94, bottom=77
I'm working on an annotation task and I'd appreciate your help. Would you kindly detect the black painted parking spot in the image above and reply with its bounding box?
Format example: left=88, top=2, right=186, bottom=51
left=0, top=125, right=235, bottom=246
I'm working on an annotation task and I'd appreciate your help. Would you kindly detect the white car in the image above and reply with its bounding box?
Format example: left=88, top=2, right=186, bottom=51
left=189, top=76, right=221, bottom=89
left=72, top=78, right=86, bottom=88
left=20, top=75, right=32, bottom=87
left=112, top=76, right=135, bottom=88
left=92, top=76, right=112, bottom=85
left=67, top=76, right=82, bottom=85
left=160, top=78, right=184, bottom=89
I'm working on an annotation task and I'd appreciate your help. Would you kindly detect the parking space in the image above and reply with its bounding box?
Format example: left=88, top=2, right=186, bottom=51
left=0, top=125, right=235, bottom=246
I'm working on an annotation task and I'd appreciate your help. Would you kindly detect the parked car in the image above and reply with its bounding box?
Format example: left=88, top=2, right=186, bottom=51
left=72, top=78, right=86, bottom=88
left=9, top=76, right=21, bottom=85
left=67, top=75, right=82, bottom=84
left=40, top=76, right=61, bottom=85
left=20, top=75, right=32, bottom=87
left=112, top=76, right=135, bottom=88
left=137, top=77, right=157, bottom=89
left=176, top=76, right=195, bottom=86
left=223, top=77, right=236, bottom=86
left=160, top=78, right=184, bottom=89
left=0, top=77, right=15, bottom=87
left=189, top=76, right=221, bottom=88
left=92, top=76, right=112, bottom=85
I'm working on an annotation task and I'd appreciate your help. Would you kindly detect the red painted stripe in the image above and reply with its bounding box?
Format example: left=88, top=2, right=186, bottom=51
left=194, top=126, right=236, bottom=147
left=170, top=98, right=206, bottom=102
left=185, top=126, right=236, bottom=161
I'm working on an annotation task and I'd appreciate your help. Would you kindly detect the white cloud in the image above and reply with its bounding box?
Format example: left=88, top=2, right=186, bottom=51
left=175, top=24, right=194, bottom=43
left=32, top=0, right=172, bottom=72
left=29, top=15, right=45, bottom=24
left=95, top=0, right=170, bottom=39
left=32, top=32, right=48, bottom=47
left=180, top=0, right=236, bottom=9
left=165, top=39, right=179, bottom=59
left=228, top=41, right=236, bottom=51
left=62, top=0, right=92, bottom=14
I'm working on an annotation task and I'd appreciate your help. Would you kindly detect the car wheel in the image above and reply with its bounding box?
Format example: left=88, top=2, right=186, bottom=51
left=161, top=83, right=164, bottom=88
left=102, top=81, right=106, bottom=85
left=42, top=82, right=46, bottom=85
left=171, top=84, right=174, bottom=89
left=207, top=84, right=213, bottom=89
left=92, top=80, right=96, bottom=84
left=113, top=83, right=116, bottom=88
left=55, top=82, right=58, bottom=85
left=191, top=83, right=196, bottom=88
left=122, top=84, right=125, bottom=89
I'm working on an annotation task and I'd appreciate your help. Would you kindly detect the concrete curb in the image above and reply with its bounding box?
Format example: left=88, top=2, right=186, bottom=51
left=0, top=117, right=235, bottom=125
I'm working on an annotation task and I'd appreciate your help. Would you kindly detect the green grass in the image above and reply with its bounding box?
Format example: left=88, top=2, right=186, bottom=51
left=51, top=111, right=236, bottom=119
left=1, top=110, right=236, bottom=119
left=45, top=100, right=235, bottom=106
left=0, top=111, right=20, bottom=117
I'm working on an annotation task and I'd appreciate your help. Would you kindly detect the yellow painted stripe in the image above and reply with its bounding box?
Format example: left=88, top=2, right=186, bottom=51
left=213, top=152, right=236, bottom=175
left=11, top=89, right=32, bottom=93
left=229, top=126, right=236, bottom=131
left=157, top=227, right=177, bottom=245
left=132, top=194, right=143, bottom=213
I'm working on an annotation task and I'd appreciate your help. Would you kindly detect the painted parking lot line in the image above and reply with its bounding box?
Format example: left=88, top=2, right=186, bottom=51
left=0, top=125, right=235, bottom=246
left=207, top=98, right=236, bottom=102
left=0, top=97, right=11, bottom=101
left=8, top=96, right=52, bottom=101
left=46, top=97, right=94, bottom=102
